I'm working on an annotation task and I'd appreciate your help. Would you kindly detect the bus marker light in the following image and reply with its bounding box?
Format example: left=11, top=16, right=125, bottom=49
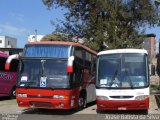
left=5, top=63, right=10, bottom=70
left=99, top=104, right=106, bottom=107
left=67, top=56, right=74, bottom=73
left=67, top=66, right=73, bottom=73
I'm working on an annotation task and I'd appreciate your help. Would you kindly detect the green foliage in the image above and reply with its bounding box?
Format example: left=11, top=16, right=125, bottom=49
left=151, top=85, right=160, bottom=91
left=43, top=0, right=159, bottom=51
left=41, top=33, right=72, bottom=41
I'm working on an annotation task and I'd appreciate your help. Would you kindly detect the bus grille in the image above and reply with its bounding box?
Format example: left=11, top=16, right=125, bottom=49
left=28, top=95, right=53, bottom=99
left=30, top=102, right=52, bottom=108
left=109, top=96, right=134, bottom=99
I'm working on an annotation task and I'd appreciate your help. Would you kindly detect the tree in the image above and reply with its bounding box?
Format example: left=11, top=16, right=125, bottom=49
left=41, top=32, right=72, bottom=41
left=42, top=0, right=159, bottom=51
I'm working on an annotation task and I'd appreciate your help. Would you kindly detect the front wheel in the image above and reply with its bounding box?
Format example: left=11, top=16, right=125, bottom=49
left=143, top=110, right=148, bottom=115
left=10, top=88, right=16, bottom=99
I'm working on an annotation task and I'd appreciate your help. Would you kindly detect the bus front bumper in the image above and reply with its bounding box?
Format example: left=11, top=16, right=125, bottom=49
left=96, top=98, right=149, bottom=111
left=16, top=97, right=77, bottom=110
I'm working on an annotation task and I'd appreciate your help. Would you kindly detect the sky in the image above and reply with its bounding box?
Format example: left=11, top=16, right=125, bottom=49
left=0, top=0, right=66, bottom=47
left=0, top=0, right=160, bottom=50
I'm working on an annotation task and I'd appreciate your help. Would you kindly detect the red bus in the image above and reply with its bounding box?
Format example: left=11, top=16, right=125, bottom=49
left=0, top=51, right=19, bottom=98
left=6, top=41, right=97, bottom=109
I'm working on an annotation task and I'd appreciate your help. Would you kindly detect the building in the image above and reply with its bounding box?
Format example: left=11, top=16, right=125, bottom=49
left=0, top=36, right=17, bottom=48
left=0, top=48, right=23, bottom=56
left=142, top=34, right=156, bottom=63
left=28, top=35, right=44, bottom=42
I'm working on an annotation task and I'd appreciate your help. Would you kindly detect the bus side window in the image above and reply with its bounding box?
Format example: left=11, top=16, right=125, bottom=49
left=91, top=55, right=96, bottom=75
left=85, top=51, right=91, bottom=70
left=74, top=47, right=84, bottom=66
left=72, top=64, right=83, bottom=87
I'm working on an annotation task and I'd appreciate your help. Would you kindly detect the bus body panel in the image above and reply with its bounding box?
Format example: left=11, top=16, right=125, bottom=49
left=86, top=83, right=96, bottom=103
left=97, top=98, right=149, bottom=110
left=0, top=52, right=18, bottom=97
left=0, top=71, right=17, bottom=96
left=96, top=88, right=149, bottom=110
left=16, top=88, right=80, bottom=109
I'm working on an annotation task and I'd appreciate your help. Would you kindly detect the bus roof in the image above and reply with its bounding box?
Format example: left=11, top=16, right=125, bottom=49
left=98, top=49, right=148, bottom=56
left=0, top=51, right=8, bottom=58
left=26, top=41, right=97, bottom=55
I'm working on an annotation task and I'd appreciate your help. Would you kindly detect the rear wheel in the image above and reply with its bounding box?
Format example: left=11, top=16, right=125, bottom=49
left=77, top=93, right=86, bottom=111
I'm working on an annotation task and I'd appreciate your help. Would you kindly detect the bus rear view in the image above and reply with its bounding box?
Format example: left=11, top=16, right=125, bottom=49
left=96, top=49, right=149, bottom=112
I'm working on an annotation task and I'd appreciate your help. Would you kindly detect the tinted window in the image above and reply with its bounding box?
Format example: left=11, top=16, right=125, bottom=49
left=24, top=45, right=70, bottom=58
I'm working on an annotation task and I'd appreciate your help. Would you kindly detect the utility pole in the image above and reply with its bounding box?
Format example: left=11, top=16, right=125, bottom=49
left=154, top=0, right=160, bottom=86
left=35, top=29, right=37, bottom=42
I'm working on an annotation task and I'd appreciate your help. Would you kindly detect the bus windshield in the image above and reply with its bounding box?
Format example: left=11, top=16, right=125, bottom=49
left=23, top=44, right=71, bottom=58
left=18, top=59, right=69, bottom=88
left=97, top=53, right=148, bottom=89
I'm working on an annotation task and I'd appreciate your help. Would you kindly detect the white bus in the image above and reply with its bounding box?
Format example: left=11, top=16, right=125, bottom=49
left=96, top=49, right=151, bottom=113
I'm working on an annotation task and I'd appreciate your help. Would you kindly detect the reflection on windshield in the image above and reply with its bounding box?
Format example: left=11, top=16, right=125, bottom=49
left=97, top=53, right=148, bottom=88
left=18, top=59, right=69, bottom=88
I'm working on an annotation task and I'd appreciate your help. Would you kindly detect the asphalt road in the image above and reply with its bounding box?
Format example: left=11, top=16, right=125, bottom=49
left=0, top=95, right=160, bottom=120
left=0, top=74, right=160, bottom=120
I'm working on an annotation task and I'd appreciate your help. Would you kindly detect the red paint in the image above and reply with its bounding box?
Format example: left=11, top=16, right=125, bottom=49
left=16, top=88, right=80, bottom=109
left=0, top=52, right=17, bottom=97
left=5, top=62, right=10, bottom=70
left=67, top=66, right=73, bottom=73
left=0, top=71, right=17, bottom=97
left=96, top=98, right=149, bottom=110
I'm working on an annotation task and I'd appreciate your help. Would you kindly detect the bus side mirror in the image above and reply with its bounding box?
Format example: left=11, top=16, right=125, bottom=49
left=5, top=54, right=19, bottom=70
left=151, top=64, right=155, bottom=76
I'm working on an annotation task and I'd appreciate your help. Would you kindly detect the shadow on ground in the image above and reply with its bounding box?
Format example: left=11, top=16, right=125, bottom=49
left=21, top=101, right=96, bottom=115
left=0, top=97, right=14, bottom=101
left=96, top=109, right=148, bottom=115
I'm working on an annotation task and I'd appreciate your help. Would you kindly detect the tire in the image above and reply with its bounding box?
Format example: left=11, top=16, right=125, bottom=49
left=143, top=110, right=148, bottom=115
left=10, top=87, right=16, bottom=99
left=77, top=93, right=86, bottom=111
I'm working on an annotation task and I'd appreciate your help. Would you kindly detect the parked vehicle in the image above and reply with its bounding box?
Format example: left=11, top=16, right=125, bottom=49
left=96, top=49, right=152, bottom=113
left=6, top=41, right=97, bottom=110
left=0, top=51, right=19, bottom=98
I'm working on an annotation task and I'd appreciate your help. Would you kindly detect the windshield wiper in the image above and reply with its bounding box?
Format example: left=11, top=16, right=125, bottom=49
left=41, top=60, right=46, bottom=77
left=125, top=69, right=133, bottom=89
left=109, top=65, right=119, bottom=88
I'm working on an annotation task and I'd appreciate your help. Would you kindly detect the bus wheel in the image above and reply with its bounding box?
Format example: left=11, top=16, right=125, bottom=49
left=10, top=88, right=16, bottom=99
left=143, top=110, right=148, bottom=115
left=77, top=94, right=86, bottom=110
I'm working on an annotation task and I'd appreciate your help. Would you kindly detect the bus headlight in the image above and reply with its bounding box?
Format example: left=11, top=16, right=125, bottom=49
left=135, top=95, right=149, bottom=100
left=17, top=94, right=27, bottom=98
left=53, top=95, right=68, bottom=99
left=97, top=96, right=108, bottom=100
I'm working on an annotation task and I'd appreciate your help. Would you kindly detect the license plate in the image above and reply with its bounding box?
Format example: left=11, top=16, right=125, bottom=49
left=118, top=107, right=127, bottom=110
